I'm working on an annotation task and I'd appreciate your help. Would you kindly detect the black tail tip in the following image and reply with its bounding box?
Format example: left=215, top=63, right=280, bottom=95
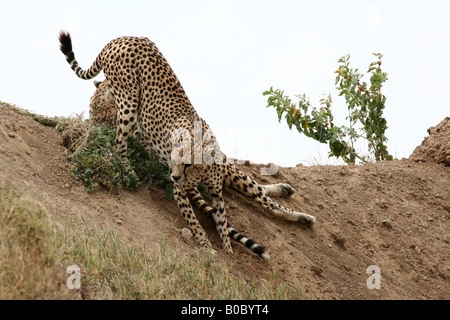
left=59, top=31, right=72, bottom=55
left=255, top=246, right=271, bottom=260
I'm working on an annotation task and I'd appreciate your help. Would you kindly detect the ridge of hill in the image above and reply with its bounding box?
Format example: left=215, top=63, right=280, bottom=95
left=0, top=102, right=448, bottom=299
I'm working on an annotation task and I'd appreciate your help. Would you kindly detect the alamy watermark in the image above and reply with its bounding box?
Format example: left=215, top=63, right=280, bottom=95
left=170, top=120, right=280, bottom=175
left=366, top=265, right=381, bottom=290
left=66, top=265, right=81, bottom=290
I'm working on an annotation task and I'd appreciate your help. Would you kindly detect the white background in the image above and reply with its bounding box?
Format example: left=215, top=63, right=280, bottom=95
left=1, top=0, right=448, bottom=166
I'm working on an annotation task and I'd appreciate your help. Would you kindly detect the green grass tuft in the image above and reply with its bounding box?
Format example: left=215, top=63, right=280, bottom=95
left=69, top=124, right=172, bottom=195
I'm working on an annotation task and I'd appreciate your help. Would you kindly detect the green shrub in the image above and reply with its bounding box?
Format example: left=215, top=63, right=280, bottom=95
left=70, top=124, right=172, bottom=195
left=264, top=53, right=392, bottom=164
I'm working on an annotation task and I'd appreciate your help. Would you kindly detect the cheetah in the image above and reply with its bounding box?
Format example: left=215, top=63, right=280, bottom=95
left=167, top=114, right=315, bottom=257
left=89, top=79, right=308, bottom=259
left=89, top=79, right=153, bottom=156
left=90, top=79, right=116, bottom=128
left=59, top=32, right=316, bottom=258
left=59, top=32, right=190, bottom=170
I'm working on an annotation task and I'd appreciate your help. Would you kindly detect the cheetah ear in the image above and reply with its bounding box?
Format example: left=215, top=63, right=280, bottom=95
left=94, top=80, right=103, bottom=88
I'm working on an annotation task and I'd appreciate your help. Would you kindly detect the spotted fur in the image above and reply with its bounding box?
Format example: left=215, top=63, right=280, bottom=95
left=187, top=187, right=270, bottom=259
left=60, top=32, right=316, bottom=259
left=168, top=115, right=316, bottom=258
left=90, top=79, right=116, bottom=127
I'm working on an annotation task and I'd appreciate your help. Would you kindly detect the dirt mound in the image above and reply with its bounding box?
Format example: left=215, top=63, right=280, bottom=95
left=1, top=103, right=449, bottom=299
left=410, top=117, right=450, bottom=166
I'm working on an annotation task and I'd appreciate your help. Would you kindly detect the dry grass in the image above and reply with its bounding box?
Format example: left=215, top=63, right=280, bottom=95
left=0, top=104, right=305, bottom=300
left=0, top=184, right=304, bottom=300
left=0, top=184, right=79, bottom=299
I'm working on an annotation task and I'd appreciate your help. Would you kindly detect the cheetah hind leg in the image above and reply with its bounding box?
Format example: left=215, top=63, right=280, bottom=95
left=229, top=168, right=316, bottom=226
left=260, top=183, right=295, bottom=197
left=188, top=187, right=270, bottom=259
left=133, top=121, right=154, bottom=155
left=113, top=85, right=140, bottom=181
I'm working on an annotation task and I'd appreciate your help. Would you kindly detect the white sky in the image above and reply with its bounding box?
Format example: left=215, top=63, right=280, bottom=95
left=1, top=0, right=449, bottom=167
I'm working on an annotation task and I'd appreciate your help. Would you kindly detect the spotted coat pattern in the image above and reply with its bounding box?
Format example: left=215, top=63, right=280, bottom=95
left=60, top=32, right=316, bottom=258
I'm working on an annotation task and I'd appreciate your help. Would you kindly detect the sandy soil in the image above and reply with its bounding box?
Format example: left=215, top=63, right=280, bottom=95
left=0, top=103, right=448, bottom=299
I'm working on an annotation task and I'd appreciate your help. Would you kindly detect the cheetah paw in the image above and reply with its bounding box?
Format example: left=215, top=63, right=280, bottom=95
left=277, top=183, right=296, bottom=197
left=300, top=214, right=316, bottom=227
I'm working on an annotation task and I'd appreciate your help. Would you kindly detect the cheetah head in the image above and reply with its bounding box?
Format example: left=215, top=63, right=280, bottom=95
left=169, top=118, right=224, bottom=186
left=89, top=79, right=117, bottom=128
left=170, top=141, right=205, bottom=185
left=171, top=163, right=205, bottom=185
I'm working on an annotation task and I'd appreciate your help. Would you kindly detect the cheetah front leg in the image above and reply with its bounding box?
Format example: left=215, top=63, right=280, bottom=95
left=173, top=183, right=214, bottom=252
left=187, top=187, right=269, bottom=259
left=209, top=189, right=233, bottom=254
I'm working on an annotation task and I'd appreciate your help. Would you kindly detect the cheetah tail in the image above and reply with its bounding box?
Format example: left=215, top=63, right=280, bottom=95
left=59, top=31, right=102, bottom=80
left=227, top=223, right=271, bottom=260
left=188, top=188, right=270, bottom=259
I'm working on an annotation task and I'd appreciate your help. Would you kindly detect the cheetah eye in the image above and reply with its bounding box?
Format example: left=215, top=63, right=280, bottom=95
left=184, top=164, right=192, bottom=173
